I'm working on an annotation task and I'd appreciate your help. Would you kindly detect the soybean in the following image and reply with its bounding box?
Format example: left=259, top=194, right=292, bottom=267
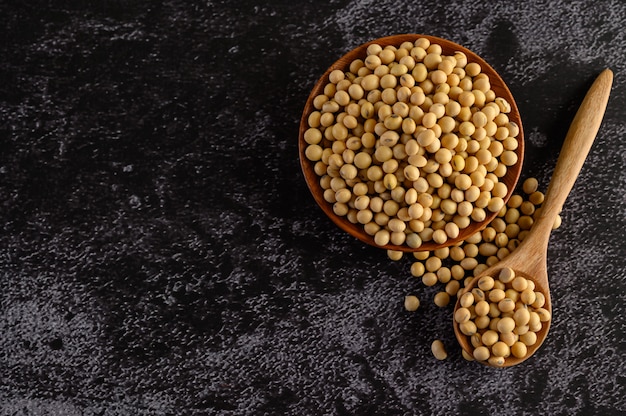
left=404, top=295, right=421, bottom=311
left=431, top=340, right=448, bottom=360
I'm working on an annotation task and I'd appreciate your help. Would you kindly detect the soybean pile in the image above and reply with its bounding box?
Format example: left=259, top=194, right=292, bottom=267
left=303, top=37, right=521, bottom=249
left=455, top=266, right=551, bottom=366
left=401, top=177, right=557, bottom=365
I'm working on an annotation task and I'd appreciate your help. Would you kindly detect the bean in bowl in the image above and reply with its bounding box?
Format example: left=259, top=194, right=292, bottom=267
left=299, top=35, right=524, bottom=251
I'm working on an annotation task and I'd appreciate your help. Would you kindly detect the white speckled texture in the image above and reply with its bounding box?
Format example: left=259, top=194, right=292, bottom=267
left=0, top=0, right=625, bottom=415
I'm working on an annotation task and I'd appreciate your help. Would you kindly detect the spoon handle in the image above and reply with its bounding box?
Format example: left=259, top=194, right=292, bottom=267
left=534, top=69, right=613, bottom=230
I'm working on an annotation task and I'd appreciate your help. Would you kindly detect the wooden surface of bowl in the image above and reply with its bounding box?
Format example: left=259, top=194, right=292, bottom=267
left=299, top=34, right=525, bottom=252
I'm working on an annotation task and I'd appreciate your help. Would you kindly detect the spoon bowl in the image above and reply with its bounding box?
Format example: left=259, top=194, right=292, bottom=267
left=299, top=34, right=525, bottom=252
left=454, top=68, right=613, bottom=367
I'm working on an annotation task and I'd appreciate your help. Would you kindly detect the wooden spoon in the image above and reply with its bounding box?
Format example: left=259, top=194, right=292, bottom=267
left=453, top=68, right=613, bottom=367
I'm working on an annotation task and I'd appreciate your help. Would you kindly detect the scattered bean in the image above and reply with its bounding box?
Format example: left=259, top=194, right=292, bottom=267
left=431, top=339, right=448, bottom=360
left=404, top=295, right=421, bottom=311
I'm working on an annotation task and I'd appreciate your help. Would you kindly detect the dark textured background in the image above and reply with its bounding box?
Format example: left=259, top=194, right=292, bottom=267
left=1, top=1, right=625, bottom=415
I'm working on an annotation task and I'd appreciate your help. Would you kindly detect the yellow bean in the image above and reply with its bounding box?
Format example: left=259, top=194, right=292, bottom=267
left=404, top=295, right=420, bottom=311
left=431, top=340, right=448, bottom=360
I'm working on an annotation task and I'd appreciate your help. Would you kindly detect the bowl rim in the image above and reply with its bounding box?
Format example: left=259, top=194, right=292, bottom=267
left=299, top=34, right=525, bottom=252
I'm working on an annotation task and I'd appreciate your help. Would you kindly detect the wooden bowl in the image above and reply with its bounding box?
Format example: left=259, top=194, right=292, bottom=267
left=299, top=34, right=524, bottom=252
